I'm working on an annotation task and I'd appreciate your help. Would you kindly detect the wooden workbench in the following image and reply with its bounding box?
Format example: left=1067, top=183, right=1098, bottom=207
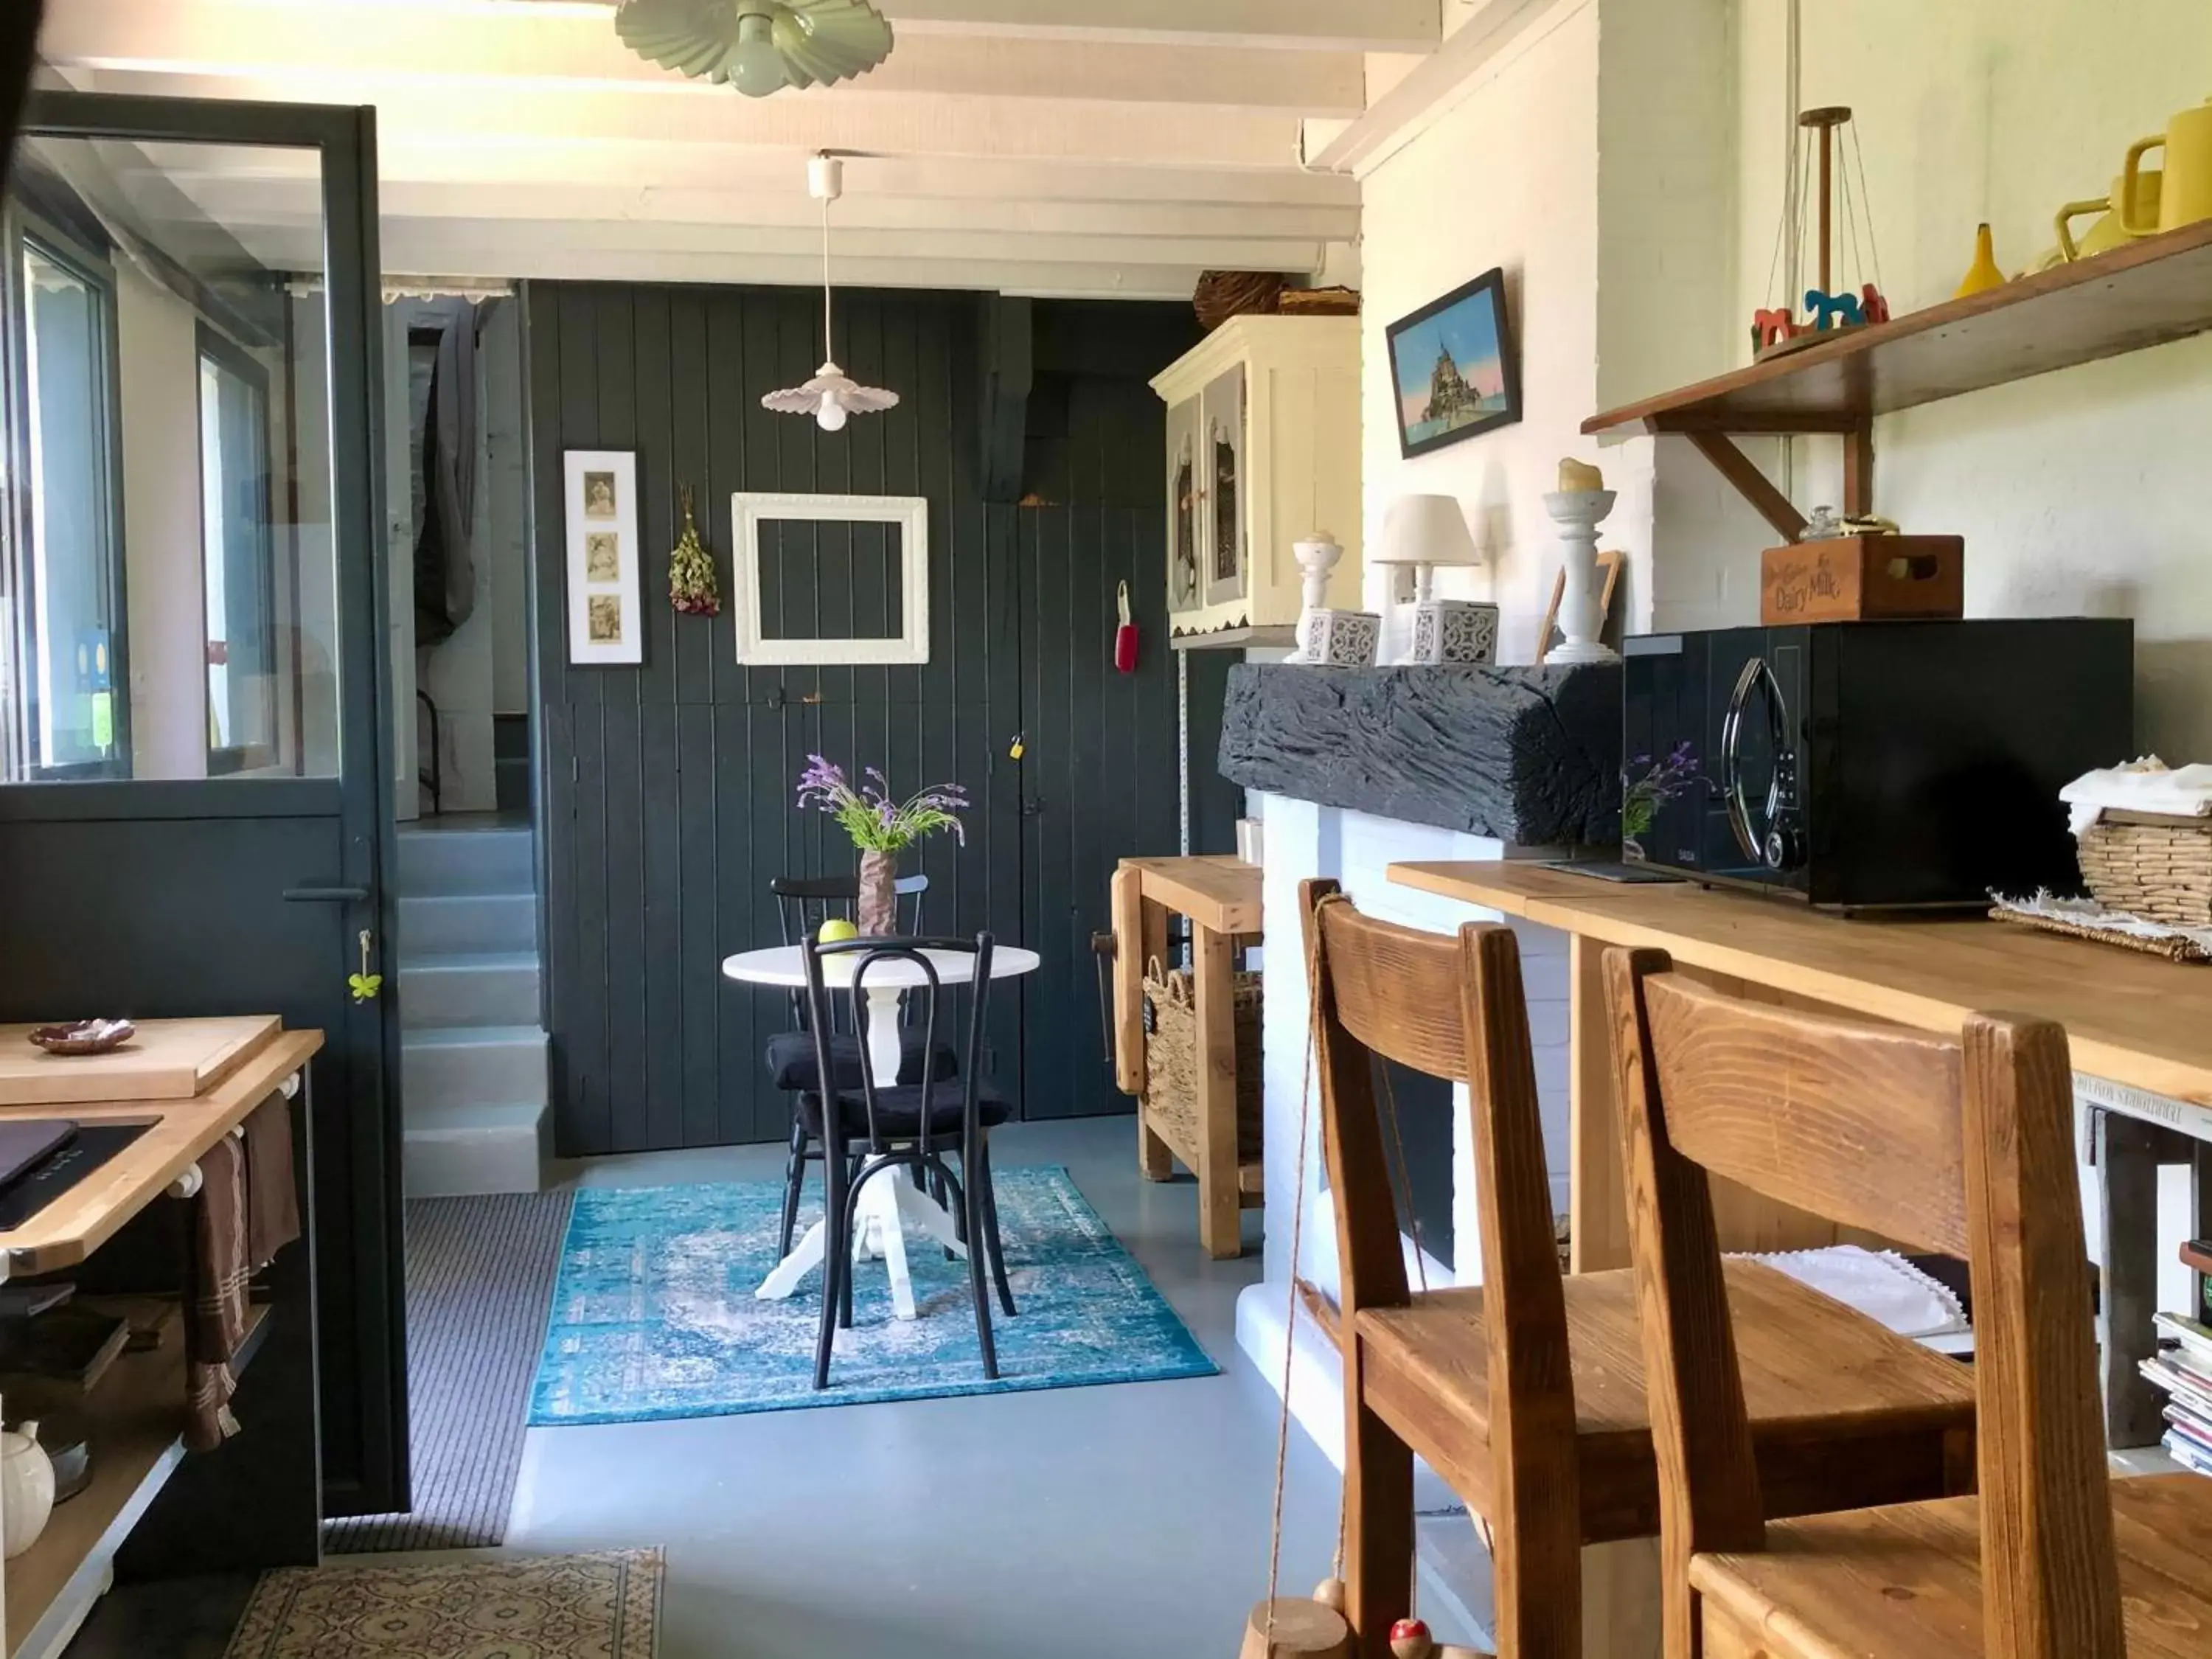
left=0, top=1026, right=322, bottom=1659
left=1111, top=856, right=1263, bottom=1259
left=1388, top=860, right=2212, bottom=1657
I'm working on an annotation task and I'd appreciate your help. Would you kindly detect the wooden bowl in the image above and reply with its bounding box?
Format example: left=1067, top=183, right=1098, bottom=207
left=27, top=1019, right=136, bottom=1057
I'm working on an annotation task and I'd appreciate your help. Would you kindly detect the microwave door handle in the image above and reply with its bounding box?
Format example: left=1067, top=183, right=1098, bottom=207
left=1722, top=655, right=1766, bottom=863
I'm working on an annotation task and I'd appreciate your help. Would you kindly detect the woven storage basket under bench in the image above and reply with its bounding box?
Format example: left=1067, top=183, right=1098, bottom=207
left=2079, top=810, right=2212, bottom=928
left=1110, top=856, right=1266, bottom=1259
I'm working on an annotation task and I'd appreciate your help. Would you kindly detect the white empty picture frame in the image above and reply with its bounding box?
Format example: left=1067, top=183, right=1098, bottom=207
left=731, top=492, right=931, bottom=666
left=563, top=450, right=643, bottom=666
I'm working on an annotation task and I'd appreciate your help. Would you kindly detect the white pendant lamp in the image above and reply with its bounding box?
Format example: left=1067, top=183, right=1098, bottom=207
left=762, top=154, right=900, bottom=434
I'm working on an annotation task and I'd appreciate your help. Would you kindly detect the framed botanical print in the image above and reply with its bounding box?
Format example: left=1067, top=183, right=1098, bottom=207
left=1385, top=267, right=1523, bottom=459
left=563, top=450, right=642, bottom=665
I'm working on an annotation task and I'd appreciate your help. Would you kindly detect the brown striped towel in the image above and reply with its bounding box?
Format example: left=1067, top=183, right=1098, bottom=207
left=186, top=1096, right=302, bottom=1450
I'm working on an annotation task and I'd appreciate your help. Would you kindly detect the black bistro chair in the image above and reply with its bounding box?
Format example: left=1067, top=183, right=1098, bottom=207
left=801, top=933, right=1018, bottom=1388
left=767, top=873, right=957, bottom=1256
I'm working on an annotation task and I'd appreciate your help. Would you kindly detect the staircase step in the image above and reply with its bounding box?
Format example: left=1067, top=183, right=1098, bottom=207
left=400, top=893, right=536, bottom=955
left=397, top=823, right=534, bottom=897
left=400, top=952, right=541, bottom=1029
left=404, top=1098, right=549, bottom=1197
left=402, top=1023, right=548, bottom=1116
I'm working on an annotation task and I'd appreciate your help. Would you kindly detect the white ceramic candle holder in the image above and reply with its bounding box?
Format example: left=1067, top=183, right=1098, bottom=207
left=1291, top=534, right=1346, bottom=663
left=1543, top=487, right=1621, bottom=665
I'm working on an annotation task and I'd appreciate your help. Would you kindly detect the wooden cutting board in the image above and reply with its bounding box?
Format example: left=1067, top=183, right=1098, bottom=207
left=0, top=1016, right=283, bottom=1106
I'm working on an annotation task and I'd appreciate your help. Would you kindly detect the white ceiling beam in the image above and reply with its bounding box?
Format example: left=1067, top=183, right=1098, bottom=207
left=349, top=212, right=1319, bottom=273
left=139, top=139, right=1357, bottom=209
left=38, top=0, right=1365, bottom=115
left=76, top=68, right=1307, bottom=169
left=171, top=174, right=1361, bottom=243
left=492, top=0, right=1441, bottom=52
left=1305, top=0, right=1562, bottom=175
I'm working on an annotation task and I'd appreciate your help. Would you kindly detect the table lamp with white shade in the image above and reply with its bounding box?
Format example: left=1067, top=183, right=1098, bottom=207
left=1371, top=493, right=1498, bottom=665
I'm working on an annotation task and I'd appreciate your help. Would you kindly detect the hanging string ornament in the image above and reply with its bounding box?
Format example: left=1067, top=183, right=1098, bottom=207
left=668, top=484, right=720, bottom=616
left=1240, top=897, right=1482, bottom=1659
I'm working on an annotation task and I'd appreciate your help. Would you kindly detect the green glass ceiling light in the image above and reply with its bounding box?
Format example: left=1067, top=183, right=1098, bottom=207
left=617, top=0, right=897, bottom=97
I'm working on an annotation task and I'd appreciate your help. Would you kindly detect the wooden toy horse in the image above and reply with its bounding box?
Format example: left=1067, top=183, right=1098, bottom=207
left=1805, top=286, right=1865, bottom=330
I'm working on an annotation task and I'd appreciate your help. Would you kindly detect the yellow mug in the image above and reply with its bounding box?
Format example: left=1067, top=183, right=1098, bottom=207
left=2121, top=97, right=2212, bottom=235
left=2056, top=170, right=2163, bottom=260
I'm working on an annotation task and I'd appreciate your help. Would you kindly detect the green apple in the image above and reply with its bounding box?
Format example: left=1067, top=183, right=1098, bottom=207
left=817, top=918, right=860, bottom=943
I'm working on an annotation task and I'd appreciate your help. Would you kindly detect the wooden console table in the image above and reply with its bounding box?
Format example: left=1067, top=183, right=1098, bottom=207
left=1388, top=860, right=2212, bottom=1657
left=1110, top=856, right=1263, bottom=1259
left=0, top=1026, right=323, bottom=1659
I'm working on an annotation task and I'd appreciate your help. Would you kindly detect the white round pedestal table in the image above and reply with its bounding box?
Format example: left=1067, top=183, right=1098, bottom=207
left=720, top=943, right=1041, bottom=1321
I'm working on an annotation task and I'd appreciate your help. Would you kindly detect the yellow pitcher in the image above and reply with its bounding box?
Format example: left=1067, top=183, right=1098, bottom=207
left=2055, top=169, right=2164, bottom=260
left=2121, top=97, right=2212, bottom=235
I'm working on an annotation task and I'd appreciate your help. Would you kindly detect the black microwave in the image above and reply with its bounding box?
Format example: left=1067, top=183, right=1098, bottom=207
left=1621, top=619, right=2134, bottom=909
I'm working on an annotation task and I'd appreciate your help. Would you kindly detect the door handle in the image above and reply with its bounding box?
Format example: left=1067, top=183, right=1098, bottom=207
left=284, top=885, right=370, bottom=902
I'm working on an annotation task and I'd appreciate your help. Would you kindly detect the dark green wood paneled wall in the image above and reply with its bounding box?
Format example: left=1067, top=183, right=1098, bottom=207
left=526, top=281, right=1220, bottom=1155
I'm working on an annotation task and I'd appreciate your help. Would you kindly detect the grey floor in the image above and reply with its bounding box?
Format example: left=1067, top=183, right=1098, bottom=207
left=72, top=1116, right=1354, bottom=1659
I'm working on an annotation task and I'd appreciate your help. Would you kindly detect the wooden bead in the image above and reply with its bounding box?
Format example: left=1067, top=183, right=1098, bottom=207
left=1312, top=1578, right=1347, bottom=1613
left=1388, top=1618, right=1435, bottom=1659
left=1239, top=1598, right=1352, bottom=1659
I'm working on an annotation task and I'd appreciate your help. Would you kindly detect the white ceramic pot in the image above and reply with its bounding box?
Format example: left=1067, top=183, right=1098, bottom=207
left=1, top=1422, right=55, bottom=1559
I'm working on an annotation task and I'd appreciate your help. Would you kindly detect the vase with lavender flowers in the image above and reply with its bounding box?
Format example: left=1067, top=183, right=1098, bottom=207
left=1620, top=740, right=1701, bottom=861
left=796, top=757, right=970, bottom=936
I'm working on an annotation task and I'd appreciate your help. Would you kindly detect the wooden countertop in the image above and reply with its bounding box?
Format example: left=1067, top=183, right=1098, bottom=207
left=0, top=1029, right=322, bottom=1276
left=1117, top=855, right=1262, bottom=936
left=1388, top=860, right=2212, bottom=1109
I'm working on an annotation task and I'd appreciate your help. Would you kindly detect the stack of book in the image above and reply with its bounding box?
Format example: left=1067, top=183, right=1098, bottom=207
left=2145, top=1311, right=2212, bottom=1476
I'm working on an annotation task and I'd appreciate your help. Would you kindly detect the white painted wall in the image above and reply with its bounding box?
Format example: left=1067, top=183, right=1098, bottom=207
left=1358, top=1, right=1604, bottom=663
left=1669, top=0, right=2212, bottom=759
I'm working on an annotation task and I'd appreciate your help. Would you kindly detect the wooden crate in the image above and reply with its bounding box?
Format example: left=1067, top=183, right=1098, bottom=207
left=1760, top=534, right=1964, bottom=625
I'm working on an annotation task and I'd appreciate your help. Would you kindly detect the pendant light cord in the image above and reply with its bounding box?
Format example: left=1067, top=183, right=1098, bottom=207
left=821, top=187, right=835, bottom=364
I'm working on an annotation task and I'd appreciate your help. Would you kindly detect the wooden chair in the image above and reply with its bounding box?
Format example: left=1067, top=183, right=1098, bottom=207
left=1601, top=945, right=2212, bottom=1659
left=1300, top=882, right=1978, bottom=1659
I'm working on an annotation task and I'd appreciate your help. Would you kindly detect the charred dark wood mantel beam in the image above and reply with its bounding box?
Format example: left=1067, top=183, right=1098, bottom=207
left=1217, top=662, right=1622, bottom=846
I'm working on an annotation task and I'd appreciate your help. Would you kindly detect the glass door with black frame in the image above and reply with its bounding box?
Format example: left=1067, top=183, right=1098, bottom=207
left=0, top=94, right=407, bottom=1537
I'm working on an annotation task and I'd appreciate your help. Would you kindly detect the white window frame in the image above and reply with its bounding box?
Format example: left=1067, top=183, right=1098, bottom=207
left=731, top=491, right=930, bottom=667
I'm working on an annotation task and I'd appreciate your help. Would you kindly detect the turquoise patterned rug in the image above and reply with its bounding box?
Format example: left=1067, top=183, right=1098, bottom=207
left=529, top=1166, right=1217, bottom=1425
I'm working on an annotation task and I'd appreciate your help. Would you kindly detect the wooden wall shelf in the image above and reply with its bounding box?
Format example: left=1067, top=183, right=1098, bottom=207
left=1582, top=218, right=2212, bottom=539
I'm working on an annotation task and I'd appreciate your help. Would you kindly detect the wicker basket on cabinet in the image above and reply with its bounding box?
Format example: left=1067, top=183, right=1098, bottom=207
left=2078, top=810, right=2212, bottom=928
left=1141, top=956, right=1264, bottom=1161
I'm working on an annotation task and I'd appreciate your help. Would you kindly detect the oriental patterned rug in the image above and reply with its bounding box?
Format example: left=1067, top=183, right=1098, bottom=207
left=528, top=1166, right=1217, bottom=1425
left=223, top=1549, right=661, bottom=1659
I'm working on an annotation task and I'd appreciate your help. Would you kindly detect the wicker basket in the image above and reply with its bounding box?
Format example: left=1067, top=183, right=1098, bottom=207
left=2079, top=811, right=2212, bottom=928
left=1141, top=956, right=1264, bottom=1161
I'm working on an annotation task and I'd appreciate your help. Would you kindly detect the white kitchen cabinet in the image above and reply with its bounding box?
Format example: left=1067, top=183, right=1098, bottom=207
left=1150, top=315, right=1362, bottom=649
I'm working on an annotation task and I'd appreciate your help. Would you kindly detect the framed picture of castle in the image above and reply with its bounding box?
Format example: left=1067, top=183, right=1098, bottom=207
left=1385, top=266, right=1521, bottom=459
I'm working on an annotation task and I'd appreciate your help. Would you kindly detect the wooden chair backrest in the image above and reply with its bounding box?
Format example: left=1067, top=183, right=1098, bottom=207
left=1301, top=879, right=1579, bottom=1656
left=1601, top=946, right=2123, bottom=1659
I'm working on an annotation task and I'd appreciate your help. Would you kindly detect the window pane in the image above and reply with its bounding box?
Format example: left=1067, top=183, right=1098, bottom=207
left=9, top=244, right=121, bottom=777
left=4, top=136, right=340, bottom=782
left=200, top=340, right=282, bottom=772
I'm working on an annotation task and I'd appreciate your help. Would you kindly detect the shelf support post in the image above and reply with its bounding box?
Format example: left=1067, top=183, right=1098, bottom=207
left=1683, top=431, right=1808, bottom=543
left=1842, top=419, right=1874, bottom=518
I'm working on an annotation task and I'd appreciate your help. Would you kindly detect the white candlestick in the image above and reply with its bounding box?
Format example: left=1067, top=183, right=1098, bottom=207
left=1543, top=487, right=1620, bottom=665
left=1291, top=534, right=1344, bottom=662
